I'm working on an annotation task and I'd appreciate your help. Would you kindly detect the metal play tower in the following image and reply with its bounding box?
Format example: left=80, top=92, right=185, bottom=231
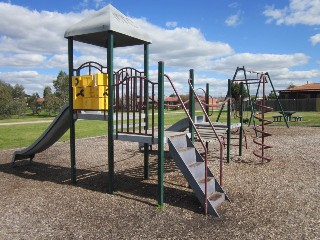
left=63, top=4, right=230, bottom=217
left=64, top=4, right=152, bottom=193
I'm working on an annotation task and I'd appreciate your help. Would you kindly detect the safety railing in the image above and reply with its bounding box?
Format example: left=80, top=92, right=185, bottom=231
left=188, top=79, right=226, bottom=186
left=164, top=74, right=226, bottom=215
left=114, top=68, right=158, bottom=143
left=74, top=61, right=108, bottom=75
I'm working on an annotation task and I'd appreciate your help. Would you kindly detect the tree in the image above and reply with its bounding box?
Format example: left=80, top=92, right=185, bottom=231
left=11, top=98, right=27, bottom=118
left=179, top=94, right=189, bottom=103
left=268, top=90, right=278, bottom=99
left=231, top=82, right=249, bottom=101
left=43, top=86, right=52, bottom=99
left=230, top=82, right=249, bottom=114
left=28, top=93, right=41, bottom=115
left=12, top=84, right=25, bottom=99
left=45, top=94, right=61, bottom=116
left=53, top=71, right=69, bottom=105
left=0, top=80, right=14, bottom=119
left=287, top=83, right=296, bottom=89
left=43, top=86, right=53, bottom=111
left=11, top=84, right=27, bottom=118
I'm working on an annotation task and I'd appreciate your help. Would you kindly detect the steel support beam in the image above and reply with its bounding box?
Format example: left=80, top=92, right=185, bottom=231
left=107, top=31, right=115, bottom=194
left=189, top=69, right=195, bottom=143
left=144, top=43, right=150, bottom=179
left=227, top=79, right=232, bottom=163
left=68, top=37, right=76, bottom=184
left=157, top=61, right=165, bottom=208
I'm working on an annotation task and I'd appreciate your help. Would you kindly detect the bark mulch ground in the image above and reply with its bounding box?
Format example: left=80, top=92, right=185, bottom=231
left=0, top=126, right=319, bottom=239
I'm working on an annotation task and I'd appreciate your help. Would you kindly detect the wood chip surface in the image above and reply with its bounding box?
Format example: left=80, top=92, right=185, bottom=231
left=0, top=126, right=319, bottom=239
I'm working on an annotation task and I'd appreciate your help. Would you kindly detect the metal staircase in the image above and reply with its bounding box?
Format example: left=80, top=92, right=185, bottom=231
left=167, top=132, right=230, bottom=217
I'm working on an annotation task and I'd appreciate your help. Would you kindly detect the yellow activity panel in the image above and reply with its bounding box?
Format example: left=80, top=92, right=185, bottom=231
left=72, top=73, right=108, bottom=110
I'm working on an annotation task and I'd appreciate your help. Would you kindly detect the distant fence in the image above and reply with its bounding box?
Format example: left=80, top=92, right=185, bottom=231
left=266, top=98, right=320, bottom=112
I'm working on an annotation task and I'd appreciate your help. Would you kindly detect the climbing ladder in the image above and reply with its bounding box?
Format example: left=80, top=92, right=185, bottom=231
left=167, top=132, right=229, bottom=217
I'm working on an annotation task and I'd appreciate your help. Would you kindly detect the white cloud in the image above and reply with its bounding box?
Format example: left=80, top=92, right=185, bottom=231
left=0, top=71, right=56, bottom=95
left=79, top=0, right=108, bottom=9
left=0, top=2, right=318, bottom=97
left=166, top=21, right=178, bottom=28
left=94, top=0, right=107, bottom=9
left=210, top=53, right=310, bottom=73
left=228, top=2, right=239, bottom=9
left=45, top=54, right=68, bottom=69
left=225, top=11, right=242, bottom=27
left=0, top=3, right=91, bottom=55
left=133, top=18, right=234, bottom=69
left=264, top=0, right=320, bottom=25
left=0, top=53, right=46, bottom=68
left=310, top=33, right=320, bottom=46
left=203, top=53, right=320, bottom=93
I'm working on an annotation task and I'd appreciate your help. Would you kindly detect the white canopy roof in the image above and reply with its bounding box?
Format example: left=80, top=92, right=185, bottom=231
left=64, top=4, right=152, bottom=48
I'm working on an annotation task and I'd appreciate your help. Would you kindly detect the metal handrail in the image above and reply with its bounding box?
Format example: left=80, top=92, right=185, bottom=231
left=73, top=61, right=108, bottom=75
left=164, top=74, right=210, bottom=215
left=187, top=79, right=226, bottom=187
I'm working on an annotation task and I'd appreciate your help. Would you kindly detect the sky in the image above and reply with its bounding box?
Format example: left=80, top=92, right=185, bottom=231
left=0, top=0, right=320, bottom=97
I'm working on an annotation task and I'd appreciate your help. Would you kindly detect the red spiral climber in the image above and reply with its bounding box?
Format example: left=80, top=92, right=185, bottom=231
left=253, top=100, right=273, bottom=163
left=252, top=73, right=273, bottom=163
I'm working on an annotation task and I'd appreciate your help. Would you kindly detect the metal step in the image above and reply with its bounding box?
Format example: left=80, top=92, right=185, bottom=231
left=188, top=162, right=205, bottom=180
left=178, top=147, right=196, bottom=165
left=168, top=133, right=229, bottom=217
left=197, top=177, right=216, bottom=196
left=208, top=192, right=226, bottom=209
left=168, top=134, right=187, bottom=150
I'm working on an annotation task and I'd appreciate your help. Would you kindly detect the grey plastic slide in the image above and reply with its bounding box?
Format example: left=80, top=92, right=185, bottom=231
left=165, top=115, right=205, bottom=132
left=12, top=104, right=71, bottom=162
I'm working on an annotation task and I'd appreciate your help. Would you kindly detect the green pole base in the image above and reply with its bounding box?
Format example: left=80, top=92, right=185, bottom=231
left=156, top=204, right=165, bottom=210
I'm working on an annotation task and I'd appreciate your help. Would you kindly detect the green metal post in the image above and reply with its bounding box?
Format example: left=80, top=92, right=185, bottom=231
left=239, top=82, right=243, bottom=156
left=216, top=103, right=224, bottom=122
left=227, top=79, right=232, bottom=163
left=245, top=81, right=255, bottom=126
left=217, top=68, right=239, bottom=122
left=205, top=83, right=210, bottom=150
left=68, top=37, right=76, bottom=184
left=267, top=73, right=289, bottom=128
left=157, top=61, right=165, bottom=208
left=243, top=70, right=254, bottom=126
left=189, top=69, right=195, bottom=143
left=143, top=43, right=150, bottom=179
left=252, top=77, right=261, bottom=137
left=107, top=31, right=115, bottom=194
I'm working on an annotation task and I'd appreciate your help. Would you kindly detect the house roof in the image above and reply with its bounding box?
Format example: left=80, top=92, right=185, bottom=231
left=198, top=96, right=217, bottom=102
left=280, top=83, right=320, bottom=92
left=164, top=96, right=218, bottom=103
left=64, top=4, right=151, bottom=48
left=164, top=97, right=179, bottom=102
left=36, top=98, right=45, bottom=103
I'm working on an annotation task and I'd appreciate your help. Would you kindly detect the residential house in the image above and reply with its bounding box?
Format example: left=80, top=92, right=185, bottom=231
left=279, top=83, right=320, bottom=99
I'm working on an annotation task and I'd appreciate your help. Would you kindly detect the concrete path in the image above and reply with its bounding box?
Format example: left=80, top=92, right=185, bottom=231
left=0, top=120, right=53, bottom=126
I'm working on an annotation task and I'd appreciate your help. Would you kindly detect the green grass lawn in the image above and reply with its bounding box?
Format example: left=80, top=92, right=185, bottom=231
left=0, top=110, right=319, bottom=150
left=0, top=112, right=55, bottom=123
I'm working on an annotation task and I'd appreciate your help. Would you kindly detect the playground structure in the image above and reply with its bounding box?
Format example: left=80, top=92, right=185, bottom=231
left=216, top=67, right=288, bottom=163
left=11, top=5, right=287, bottom=217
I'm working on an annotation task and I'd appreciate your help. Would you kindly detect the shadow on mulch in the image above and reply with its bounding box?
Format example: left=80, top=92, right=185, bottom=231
left=0, top=156, right=203, bottom=215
